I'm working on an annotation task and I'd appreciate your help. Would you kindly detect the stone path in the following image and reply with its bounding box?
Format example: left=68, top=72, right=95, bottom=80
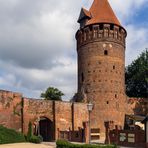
left=0, top=142, right=134, bottom=148
left=0, top=143, right=55, bottom=148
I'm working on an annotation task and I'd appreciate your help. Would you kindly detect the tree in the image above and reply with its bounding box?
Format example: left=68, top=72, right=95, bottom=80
left=40, top=87, right=64, bottom=101
left=125, top=49, right=148, bottom=98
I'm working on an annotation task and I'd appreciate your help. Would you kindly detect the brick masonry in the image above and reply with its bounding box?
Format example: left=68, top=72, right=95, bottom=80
left=0, top=90, right=88, bottom=141
left=0, top=90, right=22, bottom=132
left=0, top=89, right=147, bottom=141
left=0, top=0, right=147, bottom=142
left=75, top=23, right=128, bottom=138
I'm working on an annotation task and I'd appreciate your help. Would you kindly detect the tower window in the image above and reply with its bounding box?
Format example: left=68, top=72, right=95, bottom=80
left=113, top=65, right=115, bottom=69
left=104, top=50, right=108, bottom=55
left=106, top=101, right=109, bottom=104
left=81, top=73, right=84, bottom=82
left=100, top=24, right=103, bottom=30
left=115, top=94, right=117, bottom=98
left=110, top=24, right=114, bottom=30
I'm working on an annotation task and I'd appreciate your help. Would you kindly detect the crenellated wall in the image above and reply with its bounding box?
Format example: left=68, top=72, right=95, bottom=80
left=76, top=24, right=126, bottom=48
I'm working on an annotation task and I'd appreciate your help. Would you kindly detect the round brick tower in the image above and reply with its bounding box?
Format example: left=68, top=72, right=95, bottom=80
left=76, top=0, right=127, bottom=138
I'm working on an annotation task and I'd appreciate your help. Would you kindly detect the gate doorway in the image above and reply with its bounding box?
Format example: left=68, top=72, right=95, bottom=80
left=39, top=117, right=54, bottom=141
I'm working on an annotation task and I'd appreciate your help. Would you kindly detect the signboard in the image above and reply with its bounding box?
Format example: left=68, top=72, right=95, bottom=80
left=128, top=134, right=135, bottom=143
left=120, top=133, right=126, bottom=142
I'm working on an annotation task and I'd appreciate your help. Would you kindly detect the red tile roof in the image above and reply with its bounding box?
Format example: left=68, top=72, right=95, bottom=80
left=86, top=0, right=121, bottom=26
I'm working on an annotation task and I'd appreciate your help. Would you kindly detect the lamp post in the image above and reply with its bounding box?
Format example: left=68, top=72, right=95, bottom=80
left=87, top=102, right=93, bottom=144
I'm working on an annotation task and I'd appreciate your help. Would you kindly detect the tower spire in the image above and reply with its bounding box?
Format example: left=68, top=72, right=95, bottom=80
left=87, top=0, right=121, bottom=26
left=78, top=0, right=121, bottom=28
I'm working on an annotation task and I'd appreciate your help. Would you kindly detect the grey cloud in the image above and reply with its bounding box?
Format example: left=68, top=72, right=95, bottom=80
left=0, top=0, right=79, bottom=69
left=0, top=0, right=147, bottom=100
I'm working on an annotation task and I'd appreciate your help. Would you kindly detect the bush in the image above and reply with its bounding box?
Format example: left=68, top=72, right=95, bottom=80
left=56, top=139, right=116, bottom=148
left=29, top=135, right=42, bottom=144
left=26, top=122, right=32, bottom=141
left=0, top=125, right=26, bottom=144
left=38, top=135, right=43, bottom=142
left=25, top=122, right=42, bottom=144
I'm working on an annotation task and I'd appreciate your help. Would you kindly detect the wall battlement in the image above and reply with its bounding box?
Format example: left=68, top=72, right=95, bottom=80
left=0, top=89, right=22, bottom=98
left=76, top=24, right=126, bottom=48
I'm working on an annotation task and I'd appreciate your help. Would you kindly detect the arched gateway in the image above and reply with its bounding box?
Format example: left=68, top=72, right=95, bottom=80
left=34, top=117, right=54, bottom=141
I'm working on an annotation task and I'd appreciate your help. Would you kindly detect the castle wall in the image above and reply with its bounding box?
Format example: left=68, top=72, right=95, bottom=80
left=73, top=103, right=88, bottom=130
left=0, top=90, right=88, bottom=141
left=0, top=90, right=147, bottom=142
left=0, top=90, right=22, bottom=132
left=54, top=101, right=73, bottom=139
left=23, top=98, right=54, bottom=134
left=54, top=101, right=88, bottom=139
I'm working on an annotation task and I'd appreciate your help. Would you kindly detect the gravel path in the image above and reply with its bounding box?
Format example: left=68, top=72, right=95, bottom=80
left=0, top=143, right=55, bottom=148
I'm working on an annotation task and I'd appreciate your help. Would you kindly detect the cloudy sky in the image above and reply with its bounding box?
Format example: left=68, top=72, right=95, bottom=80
left=0, top=0, right=148, bottom=100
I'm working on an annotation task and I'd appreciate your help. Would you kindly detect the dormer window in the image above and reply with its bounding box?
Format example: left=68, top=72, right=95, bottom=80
left=78, top=8, right=91, bottom=28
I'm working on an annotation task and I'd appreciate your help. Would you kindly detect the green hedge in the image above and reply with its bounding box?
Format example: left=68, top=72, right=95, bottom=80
left=56, top=140, right=117, bottom=148
left=29, top=135, right=42, bottom=144
left=0, top=125, right=26, bottom=144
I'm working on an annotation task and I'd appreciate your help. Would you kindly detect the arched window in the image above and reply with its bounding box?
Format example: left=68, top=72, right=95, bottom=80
left=104, top=50, right=108, bottom=55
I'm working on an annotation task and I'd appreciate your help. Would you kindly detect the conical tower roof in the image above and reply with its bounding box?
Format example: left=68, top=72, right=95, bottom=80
left=86, top=0, right=121, bottom=26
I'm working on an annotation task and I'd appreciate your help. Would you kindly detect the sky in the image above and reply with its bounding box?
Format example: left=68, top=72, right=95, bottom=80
left=0, top=0, right=148, bottom=100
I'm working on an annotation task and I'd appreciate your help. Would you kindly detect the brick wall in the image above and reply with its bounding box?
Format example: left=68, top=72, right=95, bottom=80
left=1, top=89, right=145, bottom=142
left=73, top=103, right=88, bottom=130
left=0, top=90, right=88, bottom=141
left=0, top=90, right=22, bottom=132
left=54, top=101, right=88, bottom=139
left=127, top=98, right=148, bottom=116
left=23, top=98, right=54, bottom=134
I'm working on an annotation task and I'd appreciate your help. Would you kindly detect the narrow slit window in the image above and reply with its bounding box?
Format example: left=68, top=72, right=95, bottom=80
left=81, top=73, right=84, bottom=82
left=104, top=50, right=108, bottom=55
